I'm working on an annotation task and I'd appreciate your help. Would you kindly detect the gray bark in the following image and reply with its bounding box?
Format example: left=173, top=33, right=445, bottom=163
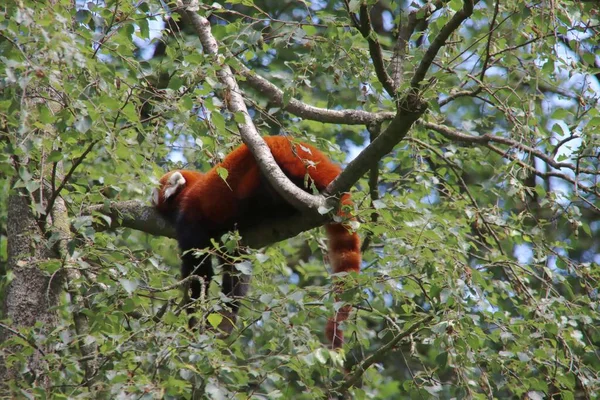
left=0, top=188, right=63, bottom=389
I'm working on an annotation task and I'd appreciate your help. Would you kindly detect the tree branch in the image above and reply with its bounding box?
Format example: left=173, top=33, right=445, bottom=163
left=86, top=3, right=478, bottom=248
left=421, top=121, right=600, bottom=200
left=173, top=0, right=462, bottom=222
left=326, top=91, right=427, bottom=195
left=421, top=121, right=600, bottom=176
left=438, top=88, right=482, bottom=107
left=84, top=200, right=329, bottom=249
left=0, top=322, right=47, bottom=358
left=343, top=0, right=396, bottom=98
left=411, top=0, right=476, bottom=89
left=85, top=200, right=176, bottom=239
left=337, top=315, right=434, bottom=394
left=393, top=1, right=445, bottom=87
left=44, top=139, right=100, bottom=219
left=479, top=0, right=500, bottom=81
left=177, top=1, right=324, bottom=213
left=237, top=62, right=395, bottom=125
left=485, top=143, right=600, bottom=197
left=361, top=123, right=382, bottom=252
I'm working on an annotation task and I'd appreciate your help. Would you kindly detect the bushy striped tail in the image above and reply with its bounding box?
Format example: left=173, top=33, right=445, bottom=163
left=324, top=193, right=361, bottom=348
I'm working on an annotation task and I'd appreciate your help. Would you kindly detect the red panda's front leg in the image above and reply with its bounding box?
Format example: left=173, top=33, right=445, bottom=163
left=176, top=220, right=214, bottom=328
left=216, top=254, right=251, bottom=333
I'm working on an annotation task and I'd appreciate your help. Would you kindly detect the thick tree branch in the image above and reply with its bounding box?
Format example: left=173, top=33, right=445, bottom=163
left=88, top=3, right=477, bottom=249
left=177, top=1, right=324, bottom=213
left=326, top=91, right=427, bottom=195
left=175, top=0, right=474, bottom=207
left=85, top=200, right=176, bottom=239
left=85, top=201, right=329, bottom=248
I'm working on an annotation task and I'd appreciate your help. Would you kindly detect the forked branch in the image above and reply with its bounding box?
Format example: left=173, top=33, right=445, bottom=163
left=343, top=0, right=396, bottom=98
left=411, top=0, right=476, bottom=89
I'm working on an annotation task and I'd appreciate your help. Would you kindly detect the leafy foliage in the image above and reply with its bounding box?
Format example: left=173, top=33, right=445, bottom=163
left=1, top=0, right=599, bottom=398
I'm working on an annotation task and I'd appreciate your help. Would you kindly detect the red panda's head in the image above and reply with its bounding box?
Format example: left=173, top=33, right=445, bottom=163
left=152, top=170, right=203, bottom=220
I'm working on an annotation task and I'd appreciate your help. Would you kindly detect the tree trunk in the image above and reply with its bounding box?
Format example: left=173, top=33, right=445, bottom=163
left=0, top=187, right=63, bottom=389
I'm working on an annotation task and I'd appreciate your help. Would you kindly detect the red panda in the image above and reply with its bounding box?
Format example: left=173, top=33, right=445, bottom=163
left=152, top=136, right=360, bottom=348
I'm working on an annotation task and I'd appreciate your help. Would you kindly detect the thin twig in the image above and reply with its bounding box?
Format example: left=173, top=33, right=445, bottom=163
left=421, top=121, right=599, bottom=176
left=337, top=315, right=434, bottom=394
left=0, top=322, right=47, bottom=358
left=237, top=61, right=395, bottom=124
left=361, top=123, right=382, bottom=253
left=343, top=0, right=396, bottom=98
left=44, top=139, right=100, bottom=218
left=411, top=0, right=476, bottom=89
left=479, top=0, right=500, bottom=81
left=140, top=274, right=207, bottom=293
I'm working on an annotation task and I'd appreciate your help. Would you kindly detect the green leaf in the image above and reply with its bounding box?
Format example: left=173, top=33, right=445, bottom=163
left=235, top=261, right=252, bottom=275
left=119, top=279, right=138, bottom=295
left=74, top=116, right=92, bottom=133
left=282, top=89, right=292, bottom=107
left=551, top=108, right=569, bottom=120
left=233, top=111, right=246, bottom=124
left=19, top=167, right=32, bottom=182
left=216, top=166, right=229, bottom=182
left=435, top=351, right=448, bottom=368
left=449, top=0, right=463, bottom=12
left=314, top=348, right=329, bottom=364
left=207, top=313, right=223, bottom=329
left=347, top=0, right=360, bottom=12
left=47, top=150, right=63, bottom=162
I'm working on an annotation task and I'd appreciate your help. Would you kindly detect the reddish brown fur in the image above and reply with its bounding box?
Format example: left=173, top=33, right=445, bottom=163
left=155, top=136, right=360, bottom=348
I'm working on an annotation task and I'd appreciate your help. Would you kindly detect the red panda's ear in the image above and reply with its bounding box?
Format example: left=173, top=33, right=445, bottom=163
left=163, top=171, right=186, bottom=200
left=151, top=171, right=187, bottom=207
